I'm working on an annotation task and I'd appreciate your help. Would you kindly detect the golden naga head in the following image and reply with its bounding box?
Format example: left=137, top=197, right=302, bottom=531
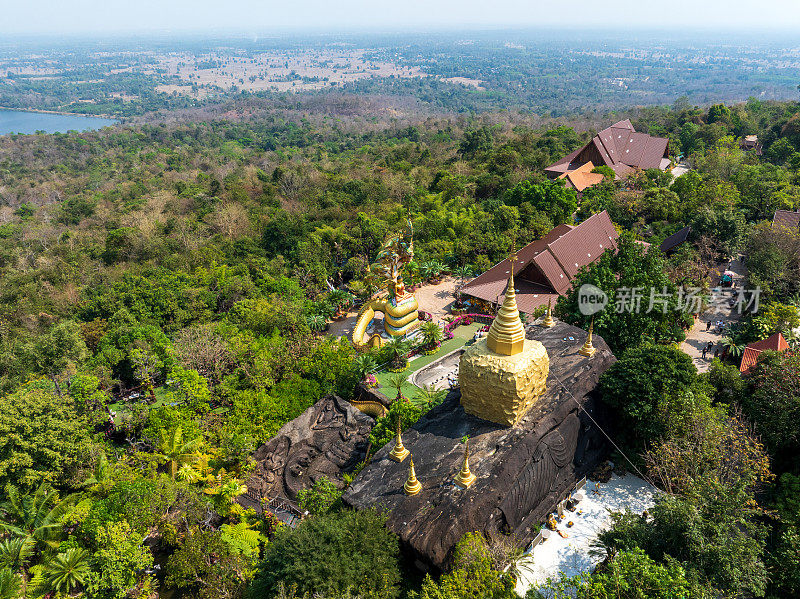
left=366, top=220, right=415, bottom=299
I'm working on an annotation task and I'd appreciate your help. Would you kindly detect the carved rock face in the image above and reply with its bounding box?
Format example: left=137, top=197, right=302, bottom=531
left=459, top=338, right=549, bottom=426
left=238, top=396, right=374, bottom=511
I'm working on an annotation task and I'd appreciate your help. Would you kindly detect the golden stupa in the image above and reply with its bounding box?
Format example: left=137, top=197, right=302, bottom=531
left=579, top=317, right=596, bottom=357
left=389, top=418, right=410, bottom=463
left=458, top=261, right=549, bottom=426
left=453, top=439, right=476, bottom=489
left=404, top=457, right=422, bottom=496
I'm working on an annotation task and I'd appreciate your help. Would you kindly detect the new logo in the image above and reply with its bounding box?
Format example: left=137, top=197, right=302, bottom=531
left=578, top=284, right=608, bottom=316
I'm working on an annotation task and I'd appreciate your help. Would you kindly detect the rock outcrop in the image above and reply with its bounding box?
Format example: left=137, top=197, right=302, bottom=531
left=342, top=321, right=616, bottom=570
left=239, top=395, right=374, bottom=512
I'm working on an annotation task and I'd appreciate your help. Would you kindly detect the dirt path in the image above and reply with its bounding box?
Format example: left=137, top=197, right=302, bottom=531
left=413, top=276, right=459, bottom=325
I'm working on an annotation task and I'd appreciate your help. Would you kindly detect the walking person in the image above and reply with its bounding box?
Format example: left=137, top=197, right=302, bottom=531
left=706, top=320, right=712, bottom=332
left=701, top=345, right=707, bottom=360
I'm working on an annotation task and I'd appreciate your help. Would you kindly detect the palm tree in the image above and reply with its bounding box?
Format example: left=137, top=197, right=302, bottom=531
left=419, top=321, right=443, bottom=350
left=429, top=260, right=446, bottom=281
left=0, top=568, right=21, bottom=599
left=40, top=548, right=90, bottom=596
left=419, top=261, right=436, bottom=282
left=159, top=426, right=203, bottom=480
left=306, top=313, right=327, bottom=333
left=720, top=336, right=746, bottom=358
left=353, top=354, right=377, bottom=379
left=412, top=386, right=447, bottom=409
left=386, top=374, right=407, bottom=402
left=453, top=265, right=474, bottom=289
left=80, top=452, right=111, bottom=492
left=0, top=484, right=76, bottom=552
left=384, top=337, right=412, bottom=369
left=0, top=538, right=33, bottom=571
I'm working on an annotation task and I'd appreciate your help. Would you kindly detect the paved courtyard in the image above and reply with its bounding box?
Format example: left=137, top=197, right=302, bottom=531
left=680, top=256, right=747, bottom=373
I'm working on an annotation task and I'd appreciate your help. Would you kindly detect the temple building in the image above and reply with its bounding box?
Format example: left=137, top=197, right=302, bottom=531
left=773, top=209, right=800, bottom=234
left=461, top=211, right=630, bottom=314
left=739, top=332, right=790, bottom=374
left=545, top=119, right=670, bottom=181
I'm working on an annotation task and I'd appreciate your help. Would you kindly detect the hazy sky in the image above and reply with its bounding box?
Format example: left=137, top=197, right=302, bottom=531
left=2, top=0, right=800, bottom=35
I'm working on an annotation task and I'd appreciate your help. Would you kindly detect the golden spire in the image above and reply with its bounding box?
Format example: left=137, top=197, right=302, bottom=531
left=542, top=298, right=555, bottom=328
left=389, top=417, right=409, bottom=463
left=579, top=317, right=596, bottom=357
left=454, top=439, right=476, bottom=489
left=404, top=456, right=422, bottom=495
left=486, top=253, right=525, bottom=355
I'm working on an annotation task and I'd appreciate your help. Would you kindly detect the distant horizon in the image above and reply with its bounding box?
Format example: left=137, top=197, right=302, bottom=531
left=2, top=0, right=800, bottom=37
left=2, top=25, right=800, bottom=44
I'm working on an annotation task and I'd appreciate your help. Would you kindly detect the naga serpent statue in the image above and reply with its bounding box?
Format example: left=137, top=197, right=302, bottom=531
left=352, top=220, right=420, bottom=349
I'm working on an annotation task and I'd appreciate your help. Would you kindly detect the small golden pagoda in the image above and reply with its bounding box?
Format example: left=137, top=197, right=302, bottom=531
left=542, top=299, right=555, bottom=328
left=453, top=439, right=476, bottom=489
left=404, top=457, right=422, bottom=496
left=579, top=317, right=596, bottom=357
left=459, top=260, right=550, bottom=426
left=486, top=268, right=526, bottom=355
left=389, top=418, right=409, bottom=463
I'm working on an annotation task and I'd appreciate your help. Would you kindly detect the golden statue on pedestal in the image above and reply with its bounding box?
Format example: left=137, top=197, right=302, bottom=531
left=352, top=220, right=420, bottom=349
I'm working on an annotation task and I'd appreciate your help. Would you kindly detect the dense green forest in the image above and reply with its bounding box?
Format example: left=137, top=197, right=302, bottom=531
left=0, top=93, right=799, bottom=598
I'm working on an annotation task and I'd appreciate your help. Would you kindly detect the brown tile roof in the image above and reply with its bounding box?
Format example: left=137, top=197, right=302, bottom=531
left=740, top=332, right=790, bottom=373
left=545, top=120, right=669, bottom=177
left=773, top=210, right=800, bottom=232
left=545, top=147, right=583, bottom=175
left=461, top=211, right=619, bottom=313
left=660, top=225, right=691, bottom=253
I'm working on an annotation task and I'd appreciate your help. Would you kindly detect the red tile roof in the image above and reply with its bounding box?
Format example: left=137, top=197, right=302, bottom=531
left=545, top=120, right=669, bottom=177
left=461, top=211, right=619, bottom=313
left=557, top=161, right=605, bottom=192
left=739, top=332, right=790, bottom=373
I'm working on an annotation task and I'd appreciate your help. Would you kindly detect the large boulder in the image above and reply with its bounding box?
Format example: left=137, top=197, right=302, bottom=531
left=342, top=321, right=616, bottom=570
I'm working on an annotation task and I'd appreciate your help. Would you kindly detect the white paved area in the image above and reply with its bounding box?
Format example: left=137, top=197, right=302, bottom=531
left=514, top=474, right=657, bottom=597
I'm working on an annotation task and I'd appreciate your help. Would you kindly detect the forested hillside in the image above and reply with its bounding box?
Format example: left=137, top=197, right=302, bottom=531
left=1, top=94, right=799, bottom=598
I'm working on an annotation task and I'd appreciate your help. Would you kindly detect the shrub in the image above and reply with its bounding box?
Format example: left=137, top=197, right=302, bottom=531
left=250, top=510, right=400, bottom=598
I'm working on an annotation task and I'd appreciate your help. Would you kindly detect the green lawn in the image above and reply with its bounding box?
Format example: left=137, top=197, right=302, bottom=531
left=374, top=322, right=482, bottom=399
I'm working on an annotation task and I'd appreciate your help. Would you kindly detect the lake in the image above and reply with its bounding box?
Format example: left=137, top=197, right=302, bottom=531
left=0, top=108, right=118, bottom=135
